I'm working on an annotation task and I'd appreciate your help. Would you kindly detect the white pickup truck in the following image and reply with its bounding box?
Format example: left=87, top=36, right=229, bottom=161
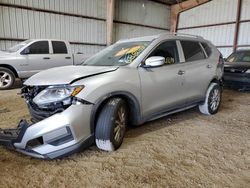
left=0, top=39, right=85, bottom=89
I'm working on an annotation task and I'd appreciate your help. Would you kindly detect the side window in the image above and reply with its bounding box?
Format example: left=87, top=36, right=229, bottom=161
left=181, top=41, right=206, bottom=62
left=241, top=52, right=250, bottom=62
left=52, top=41, right=68, bottom=54
left=201, top=42, right=212, bottom=57
left=148, top=41, right=179, bottom=65
left=26, top=41, right=49, bottom=54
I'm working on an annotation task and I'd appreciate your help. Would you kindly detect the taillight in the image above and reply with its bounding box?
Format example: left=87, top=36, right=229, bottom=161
left=218, top=55, right=224, bottom=68
left=218, top=55, right=224, bottom=65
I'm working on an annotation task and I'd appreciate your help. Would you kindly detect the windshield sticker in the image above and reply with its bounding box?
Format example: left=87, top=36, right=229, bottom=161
left=120, top=45, right=147, bottom=64
left=115, top=48, right=129, bottom=57
left=127, top=46, right=143, bottom=54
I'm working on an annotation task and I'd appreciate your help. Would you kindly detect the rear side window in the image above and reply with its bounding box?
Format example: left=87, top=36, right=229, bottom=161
left=27, top=41, right=49, bottom=54
left=52, top=41, right=68, bottom=54
left=201, top=42, right=212, bottom=57
left=181, top=41, right=206, bottom=62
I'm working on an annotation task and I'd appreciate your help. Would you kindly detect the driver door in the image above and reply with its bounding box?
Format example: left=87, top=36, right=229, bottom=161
left=19, top=41, right=53, bottom=78
left=138, top=40, right=186, bottom=118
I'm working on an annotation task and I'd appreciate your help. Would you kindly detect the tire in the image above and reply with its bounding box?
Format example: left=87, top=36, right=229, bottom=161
left=0, top=67, right=15, bottom=90
left=95, top=98, right=128, bottom=151
left=199, top=82, right=222, bottom=115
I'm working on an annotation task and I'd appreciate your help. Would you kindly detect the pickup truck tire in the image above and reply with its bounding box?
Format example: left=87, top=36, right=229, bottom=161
left=0, top=68, right=15, bottom=90
left=95, top=98, right=128, bottom=151
left=199, top=83, right=221, bottom=115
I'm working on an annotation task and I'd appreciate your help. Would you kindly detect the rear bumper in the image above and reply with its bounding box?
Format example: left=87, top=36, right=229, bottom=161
left=224, top=72, right=250, bottom=88
left=0, top=103, right=94, bottom=159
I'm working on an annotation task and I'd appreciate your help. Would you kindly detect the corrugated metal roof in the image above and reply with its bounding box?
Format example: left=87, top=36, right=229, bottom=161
left=238, top=22, right=250, bottom=45
left=115, top=0, right=170, bottom=29
left=114, top=23, right=166, bottom=41
left=178, top=0, right=238, bottom=28
left=241, top=0, right=250, bottom=20
left=0, top=5, right=106, bottom=44
left=178, top=24, right=235, bottom=46
left=0, top=0, right=107, bottom=19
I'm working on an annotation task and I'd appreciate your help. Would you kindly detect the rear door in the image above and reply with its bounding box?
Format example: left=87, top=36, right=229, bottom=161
left=179, top=40, right=212, bottom=103
left=51, top=41, right=73, bottom=66
left=138, top=40, right=186, bottom=118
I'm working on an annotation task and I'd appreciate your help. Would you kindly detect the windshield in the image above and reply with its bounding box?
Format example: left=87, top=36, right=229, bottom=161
left=6, top=39, right=33, bottom=53
left=83, top=41, right=150, bottom=66
left=226, top=51, right=250, bottom=63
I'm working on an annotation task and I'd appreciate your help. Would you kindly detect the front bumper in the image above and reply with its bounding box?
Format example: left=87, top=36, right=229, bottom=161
left=0, top=103, right=94, bottom=159
left=0, top=120, right=28, bottom=149
left=224, top=72, right=250, bottom=89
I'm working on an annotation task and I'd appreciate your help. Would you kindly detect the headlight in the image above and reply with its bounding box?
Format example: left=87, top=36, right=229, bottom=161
left=33, top=86, right=84, bottom=106
left=246, top=69, right=250, bottom=73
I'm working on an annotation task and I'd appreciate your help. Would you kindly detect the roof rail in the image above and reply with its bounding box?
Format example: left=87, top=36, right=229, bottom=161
left=171, top=32, right=204, bottom=39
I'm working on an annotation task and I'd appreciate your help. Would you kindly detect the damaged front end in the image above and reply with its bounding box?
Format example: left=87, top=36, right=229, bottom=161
left=0, top=85, right=94, bottom=159
left=22, top=85, right=78, bottom=123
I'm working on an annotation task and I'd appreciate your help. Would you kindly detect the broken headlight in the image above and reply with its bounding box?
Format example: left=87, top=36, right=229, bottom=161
left=33, top=85, right=84, bottom=106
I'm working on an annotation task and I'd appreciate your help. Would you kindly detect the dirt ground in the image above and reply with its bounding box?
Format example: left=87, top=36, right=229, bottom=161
left=0, top=88, right=249, bottom=188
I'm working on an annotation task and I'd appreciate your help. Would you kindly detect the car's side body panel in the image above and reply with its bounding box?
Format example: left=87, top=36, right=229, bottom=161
left=138, top=64, right=185, bottom=118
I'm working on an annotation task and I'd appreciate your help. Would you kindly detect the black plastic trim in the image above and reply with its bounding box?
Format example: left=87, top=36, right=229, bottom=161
left=27, top=102, right=64, bottom=122
left=45, top=134, right=95, bottom=159
left=0, top=119, right=29, bottom=148
left=143, top=99, right=204, bottom=122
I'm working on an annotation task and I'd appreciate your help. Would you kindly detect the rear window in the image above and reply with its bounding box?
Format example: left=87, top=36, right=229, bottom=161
left=52, top=41, right=68, bottom=54
left=181, top=41, right=206, bottom=62
left=201, top=42, right=212, bottom=57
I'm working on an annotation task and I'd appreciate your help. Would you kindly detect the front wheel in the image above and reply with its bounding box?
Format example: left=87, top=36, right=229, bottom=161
left=0, top=68, right=15, bottom=90
left=199, top=83, right=222, bottom=115
left=95, top=98, right=128, bottom=151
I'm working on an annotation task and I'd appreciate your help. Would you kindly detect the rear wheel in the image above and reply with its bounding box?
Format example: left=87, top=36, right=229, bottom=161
left=0, top=68, right=15, bottom=90
left=199, top=82, right=222, bottom=115
left=95, top=98, right=128, bottom=151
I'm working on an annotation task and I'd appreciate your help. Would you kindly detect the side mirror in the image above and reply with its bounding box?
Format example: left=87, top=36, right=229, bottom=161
left=144, top=56, right=165, bottom=68
left=20, top=47, right=30, bottom=55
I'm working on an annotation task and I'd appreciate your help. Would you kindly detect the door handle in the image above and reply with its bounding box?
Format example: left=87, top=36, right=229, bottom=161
left=178, top=70, right=185, bottom=75
left=65, top=57, right=71, bottom=59
left=43, top=57, right=50, bottom=60
left=207, top=64, right=212, bottom=68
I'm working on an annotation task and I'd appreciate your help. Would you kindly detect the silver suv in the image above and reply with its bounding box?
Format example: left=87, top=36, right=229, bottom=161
left=0, top=33, right=224, bottom=159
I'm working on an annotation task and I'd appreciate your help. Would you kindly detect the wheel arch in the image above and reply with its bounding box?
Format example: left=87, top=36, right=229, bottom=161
left=210, top=77, right=223, bottom=87
left=90, top=91, right=142, bottom=133
left=0, top=64, right=18, bottom=78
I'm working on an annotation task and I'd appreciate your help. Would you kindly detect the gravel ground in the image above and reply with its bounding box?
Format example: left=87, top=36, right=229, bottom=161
left=0, top=88, right=249, bottom=188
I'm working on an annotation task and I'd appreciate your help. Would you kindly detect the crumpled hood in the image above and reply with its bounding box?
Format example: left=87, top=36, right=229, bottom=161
left=24, top=65, right=119, bottom=86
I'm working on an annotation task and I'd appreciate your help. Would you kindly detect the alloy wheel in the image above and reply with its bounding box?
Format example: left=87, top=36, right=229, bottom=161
left=210, top=88, right=220, bottom=111
left=114, top=106, right=126, bottom=143
left=0, top=71, right=12, bottom=88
